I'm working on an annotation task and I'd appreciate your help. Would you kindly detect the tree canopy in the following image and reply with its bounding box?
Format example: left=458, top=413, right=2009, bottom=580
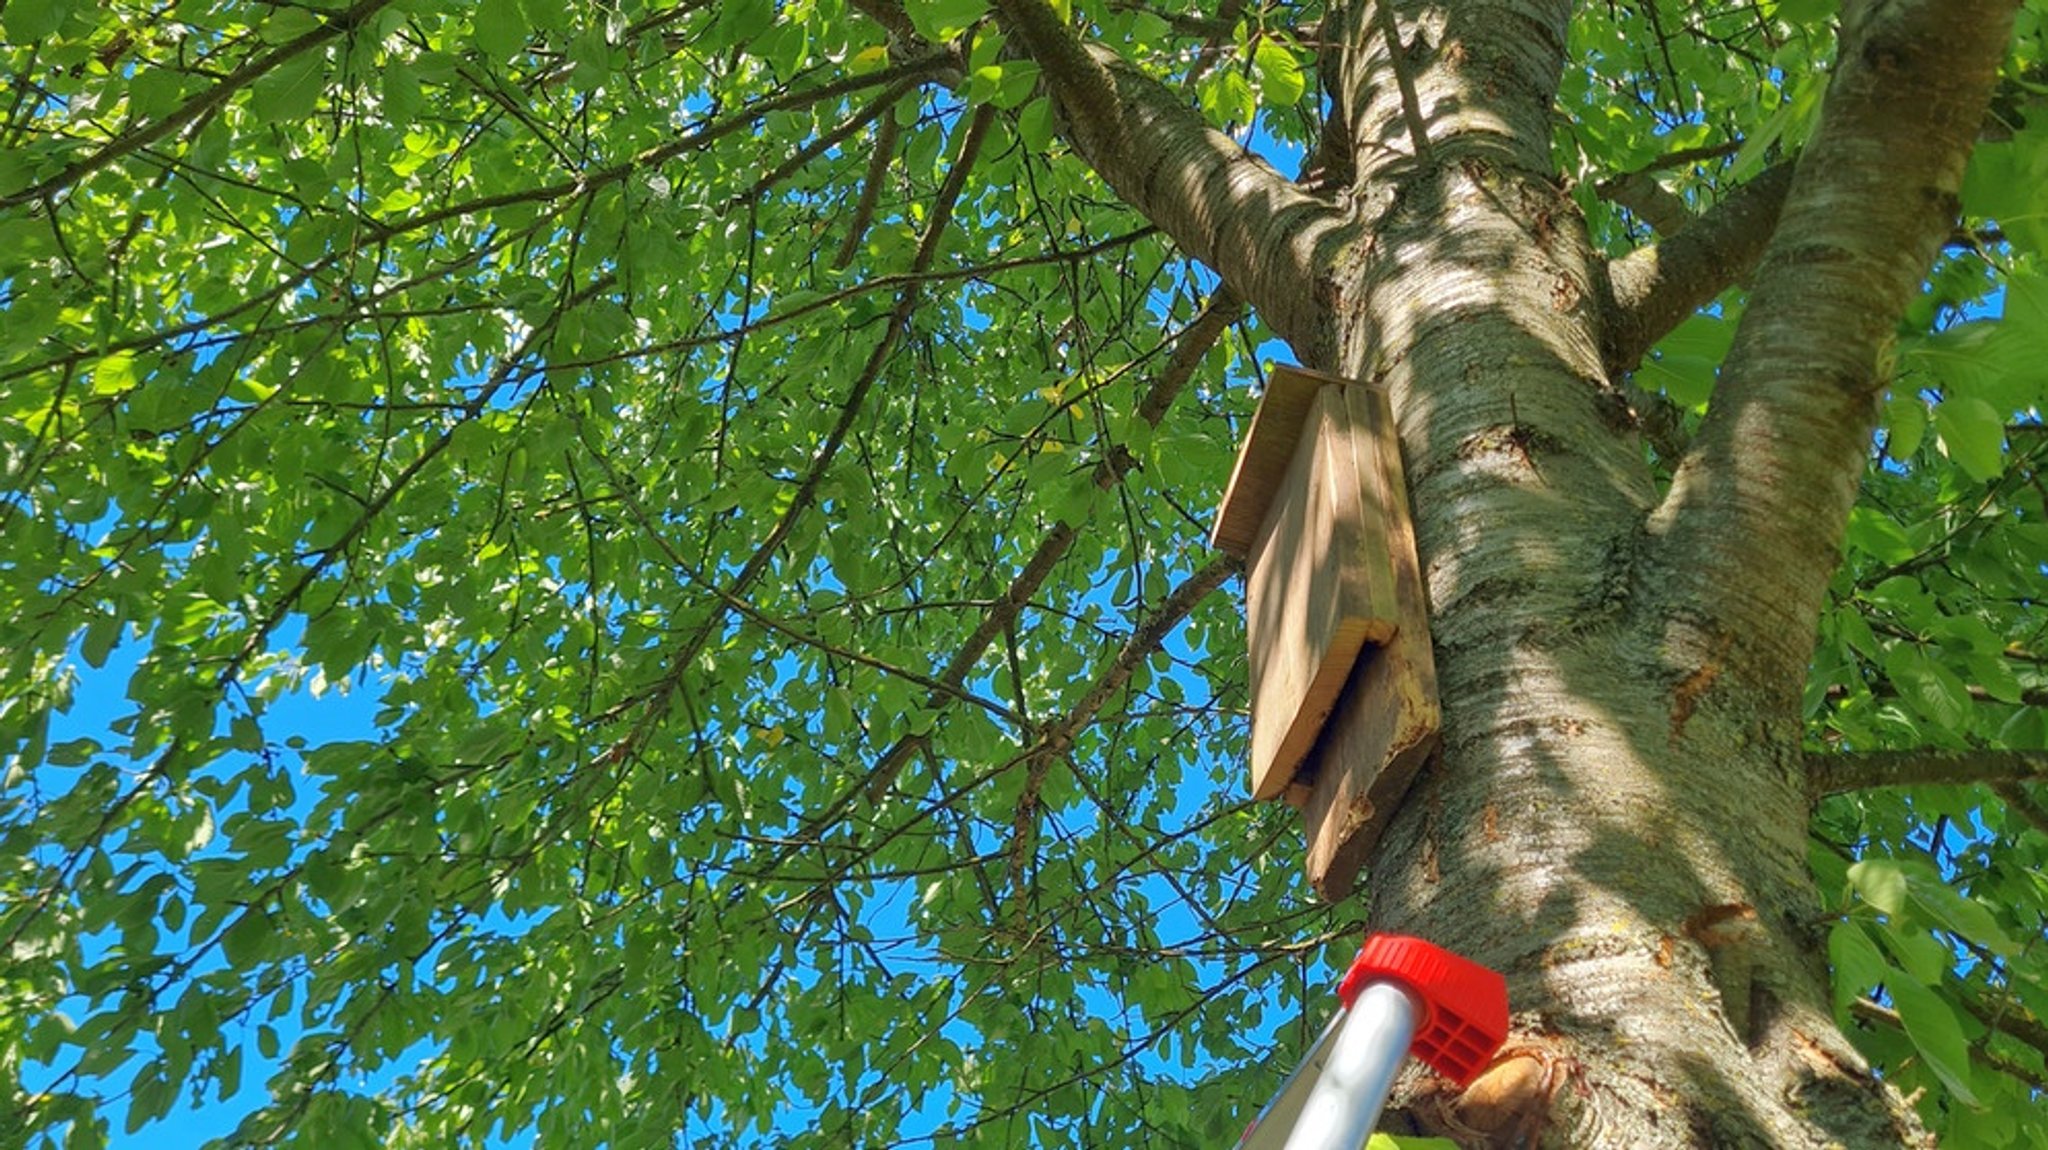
left=1, top=0, right=2045, bottom=1146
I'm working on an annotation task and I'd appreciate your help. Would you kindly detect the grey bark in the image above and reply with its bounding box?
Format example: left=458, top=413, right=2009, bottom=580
left=1810, top=748, right=2048, bottom=799
left=989, top=0, right=1351, bottom=358
left=996, top=0, right=2019, bottom=1143
left=1600, top=162, right=1797, bottom=375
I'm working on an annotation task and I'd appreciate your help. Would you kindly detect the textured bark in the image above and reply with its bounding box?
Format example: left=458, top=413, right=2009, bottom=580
left=1810, top=748, right=2048, bottom=799
left=997, top=0, right=2018, bottom=1143
left=991, top=0, right=1351, bottom=356
left=1599, top=163, right=1796, bottom=375
left=1314, top=3, right=1882, bottom=1142
left=1647, top=0, right=2016, bottom=698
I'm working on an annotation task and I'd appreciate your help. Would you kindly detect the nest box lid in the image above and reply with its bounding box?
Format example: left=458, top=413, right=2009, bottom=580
left=1210, top=365, right=1360, bottom=556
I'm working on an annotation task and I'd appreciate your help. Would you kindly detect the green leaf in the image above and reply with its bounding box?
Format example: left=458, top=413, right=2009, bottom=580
left=126, top=1063, right=172, bottom=1132
left=1883, top=645, right=1971, bottom=733
left=516, top=0, right=575, bottom=36
left=221, top=911, right=275, bottom=967
left=567, top=25, right=614, bottom=87
left=905, top=0, right=986, bottom=41
left=1, top=0, right=68, bottom=40
left=1017, top=96, right=1054, bottom=151
left=714, top=0, right=776, bottom=47
left=1884, top=391, right=1927, bottom=460
left=758, top=18, right=810, bottom=80
left=250, top=52, right=328, bottom=122
left=1253, top=40, right=1307, bottom=108
left=995, top=61, right=1039, bottom=109
left=1220, top=71, right=1257, bottom=124
left=81, top=611, right=121, bottom=667
left=1843, top=506, right=1915, bottom=565
left=216, top=1045, right=243, bottom=1100
left=1903, top=870, right=2020, bottom=956
left=1863, top=574, right=1933, bottom=625
left=1640, top=312, right=1731, bottom=408
left=90, top=351, right=138, bottom=395
left=1731, top=71, right=1823, bottom=180
left=1967, top=652, right=2024, bottom=705
left=257, top=8, right=324, bottom=44
left=1828, top=922, right=1889, bottom=1012
left=1877, top=919, right=1953, bottom=987
left=382, top=61, right=423, bottom=123
left=1888, top=978, right=1979, bottom=1106
left=1999, top=705, right=2048, bottom=747
left=474, top=0, right=531, bottom=60
left=1848, top=857, right=1909, bottom=917
left=1772, top=0, right=1838, bottom=24
left=1934, top=396, right=2007, bottom=482
left=46, top=737, right=98, bottom=766
left=129, top=67, right=187, bottom=120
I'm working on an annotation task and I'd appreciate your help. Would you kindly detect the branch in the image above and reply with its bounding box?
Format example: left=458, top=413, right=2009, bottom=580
left=740, top=75, right=917, bottom=203
left=592, top=105, right=999, bottom=771
left=1641, top=0, right=2016, bottom=691
left=834, top=112, right=901, bottom=268
left=1599, top=162, right=1795, bottom=374
left=1031, top=555, right=1239, bottom=762
left=0, top=0, right=395, bottom=211
left=1958, top=987, right=2048, bottom=1064
left=861, top=287, right=1243, bottom=804
left=1852, top=997, right=2048, bottom=1093
left=1106, top=0, right=1244, bottom=40
left=1593, top=139, right=1754, bottom=237
left=848, top=0, right=924, bottom=46
left=722, top=288, right=1243, bottom=886
left=1597, top=171, right=1695, bottom=237
left=1852, top=677, right=2048, bottom=712
left=1807, top=748, right=2048, bottom=800
left=1004, top=555, right=1240, bottom=892
left=0, top=54, right=952, bottom=389
left=1367, top=0, right=1432, bottom=162
left=1992, top=782, right=2048, bottom=837
left=582, top=443, right=1024, bottom=729
left=988, top=0, right=1349, bottom=354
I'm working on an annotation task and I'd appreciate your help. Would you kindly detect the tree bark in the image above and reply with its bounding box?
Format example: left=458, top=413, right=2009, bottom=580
left=998, top=0, right=2017, bottom=1143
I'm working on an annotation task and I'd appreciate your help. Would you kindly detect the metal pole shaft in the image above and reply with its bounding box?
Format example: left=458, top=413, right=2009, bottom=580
left=1277, top=981, right=1420, bottom=1150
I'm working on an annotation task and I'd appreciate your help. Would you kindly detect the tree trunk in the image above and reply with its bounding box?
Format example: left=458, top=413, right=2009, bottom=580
left=1000, top=0, right=2013, bottom=1140
left=1303, top=2, right=2008, bottom=1145
left=1319, top=54, right=1900, bottom=1150
left=1348, top=165, right=1910, bottom=1135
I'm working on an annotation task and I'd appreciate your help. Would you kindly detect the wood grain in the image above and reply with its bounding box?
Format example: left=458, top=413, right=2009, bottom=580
left=1212, top=365, right=1351, bottom=556
left=1298, top=383, right=1440, bottom=900
left=1242, top=383, right=1400, bottom=799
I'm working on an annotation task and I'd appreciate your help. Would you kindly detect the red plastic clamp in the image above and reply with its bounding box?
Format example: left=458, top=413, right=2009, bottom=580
left=1336, top=934, right=1508, bottom=1087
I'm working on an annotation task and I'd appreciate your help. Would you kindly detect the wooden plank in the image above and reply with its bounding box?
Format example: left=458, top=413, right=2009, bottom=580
left=1244, top=385, right=1400, bottom=800
left=1211, top=365, right=1356, bottom=557
left=1297, top=383, right=1440, bottom=901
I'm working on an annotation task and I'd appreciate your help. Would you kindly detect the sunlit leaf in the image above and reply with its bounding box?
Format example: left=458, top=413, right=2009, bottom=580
left=1888, top=979, right=1980, bottom=1107
left=1934, top=395, right=2008, bottom=482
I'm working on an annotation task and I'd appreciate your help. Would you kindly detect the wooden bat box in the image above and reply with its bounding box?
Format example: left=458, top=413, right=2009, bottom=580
left=1211, top=366, right=1440, bottom=900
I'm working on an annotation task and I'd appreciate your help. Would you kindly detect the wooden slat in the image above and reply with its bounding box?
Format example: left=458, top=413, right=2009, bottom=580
left=1298, top=383, right=1440, bottom=901
left=1243, top=385, right=1400, bottom=800
left=1211, top=365, right=1356, bottom=556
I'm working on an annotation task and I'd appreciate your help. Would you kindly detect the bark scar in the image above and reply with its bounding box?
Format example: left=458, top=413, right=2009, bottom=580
left=1412, top=1043, right=1577, bottom=1149
left=1683, top=901, right=1770, bottom=1046
left=1668, top=631, right=1733, bottom=742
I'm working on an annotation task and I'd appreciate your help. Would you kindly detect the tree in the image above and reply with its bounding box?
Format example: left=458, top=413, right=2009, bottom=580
left=2, top=0, right=2045, bottom=1145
